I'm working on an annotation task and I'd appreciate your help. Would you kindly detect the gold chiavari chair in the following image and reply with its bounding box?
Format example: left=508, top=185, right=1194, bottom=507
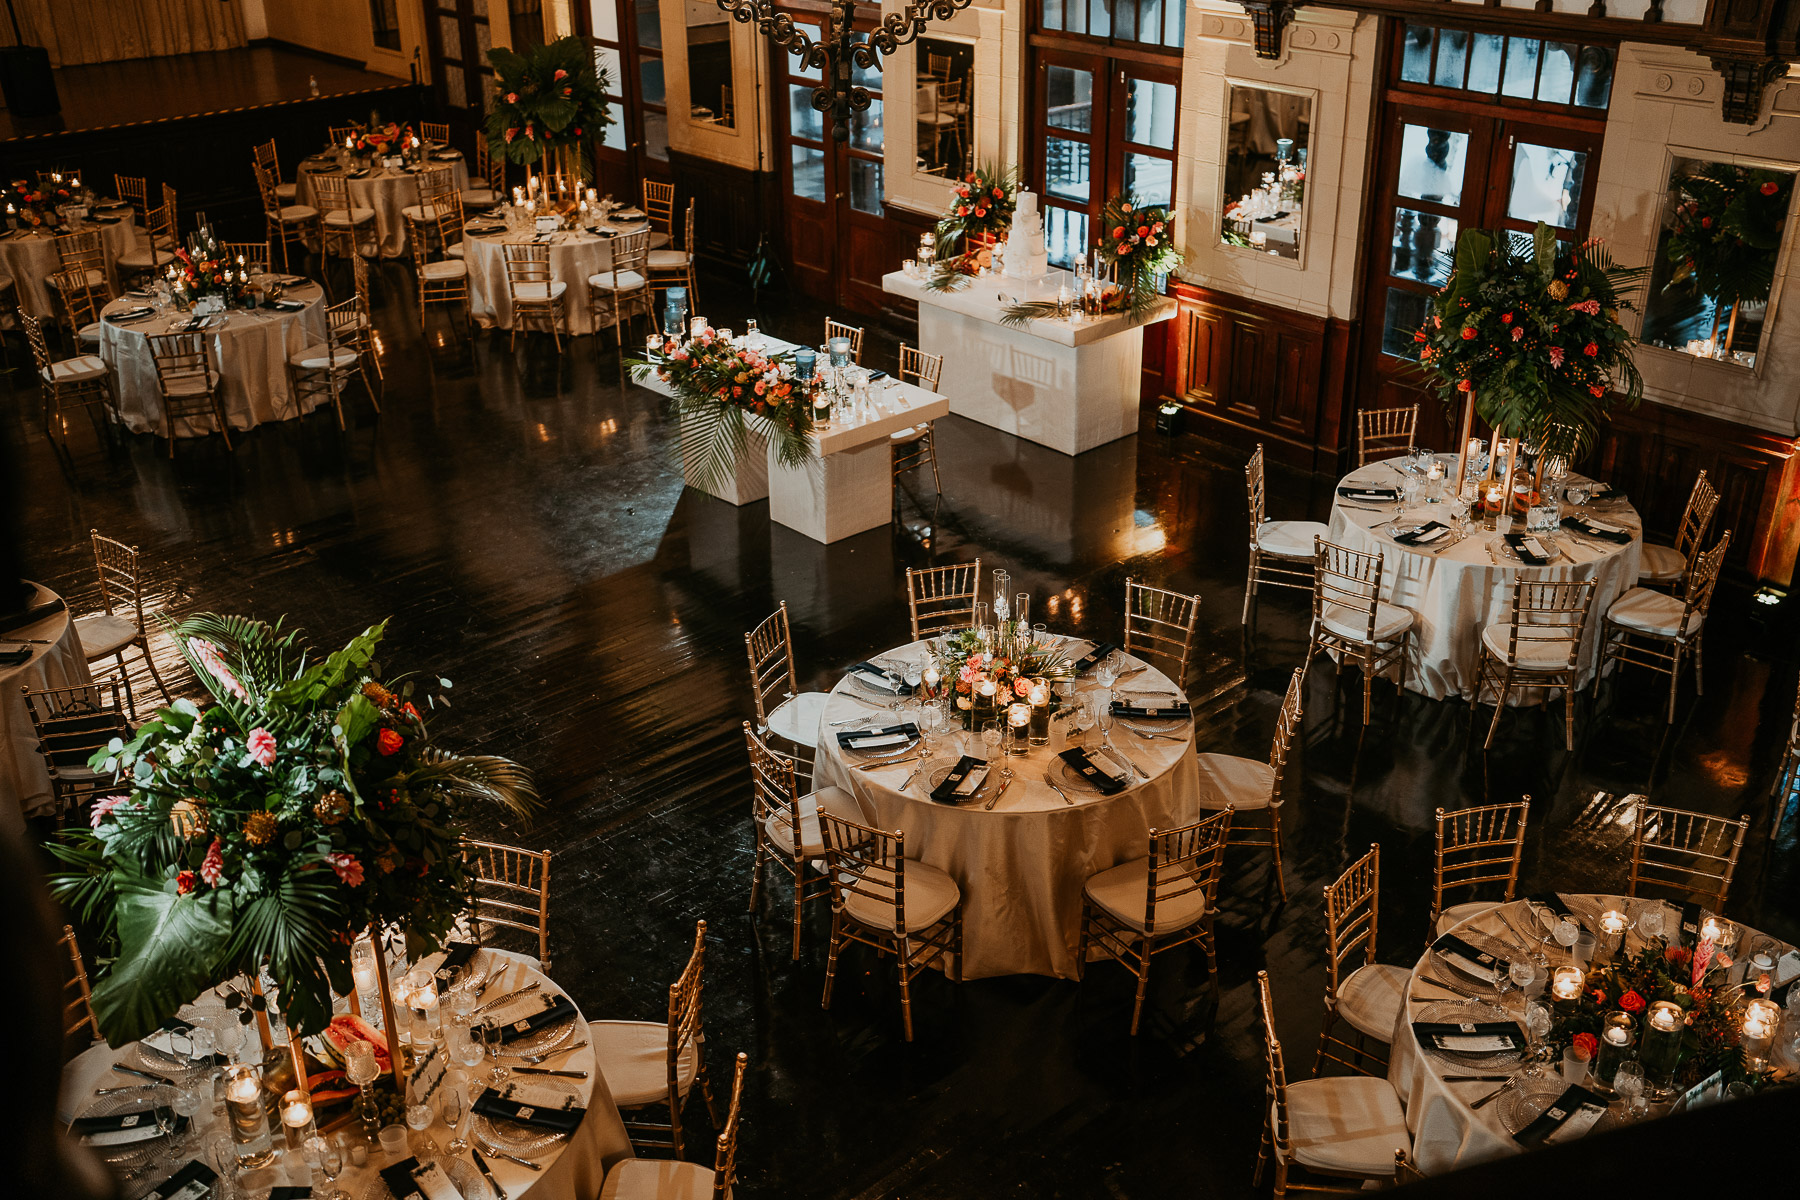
left=1473, top=579, right=1595, bottom=750
left=60, top=925, right=101, bottom=1048
left=401, top=166, right=459, bottom=254
left=1354, top=403, right=1418, bottom=467
left=220, top=241, right=271, bottom=274
left=0, top=274, right=17, bottom=369
left=1243, top=443, right=1330, bottom=626
left=587, top=228, right=653, bottom=351
left=890, top=344, right=945, bottom=501
left=646, top=199, right=698, bottom=321
left=22, top=673, right=135, bottom=815
left=1427, top=799, right=1529, bottom=940
left=348, top=252, right=385, bottom=392
left=310, top=170, right=376, bottom=265
left=48, top=229, right=110, bottom=313
left=1195, top=667, right=1302, bottom=902
left=52, top=265, right=105, bottom=350
left=1122, top=576, right=1201, bottom=692
left=23, top=311, right=113, bottom=444
left=1260, top=974, right=1413, bottom=1195
left=600, top=1051, right=748, bottom=1200
left=1303, top=538, right=1416, bottom=725
left=74, top=532, right=175, bottom=716
left=1077, top=809, right=1231, bottom=1036
left=114, top=173, right=148, bottom=215
left=420, top=120, right=452, bottom=146
left=821, top=813, right=963, bottom=1041
left=147, top=330, right=230, bottom=456
left=439, top=194, right=469, bottom=260
left=116, top=198, right=179, bottom=282
left=289, top=297, right=380, bottom=429
left=591, top=920, right=720, bottom=1157
left=254, top=138, right=298, bottom=203
left=464, top=839, right=553, bottom=970
left=1638, top=470, right=1720, bottom=593
left=1601, top=531, right=1730, bottom=723
left=1627, top=802, right=1749, bottom=912
left=898, top=343, right=942, bottom=391
left=37, top=167, right=81, bottom=188
left=643, top=178, right=676, bottom=251
left=823, top=318, right=865, bottom=364
left=464, top=138, right=505, bottom=211
left=1774, top=674, right=1800, bottom=836
left=328, top=123, right=361, bottom=147
left=744, top=602, right=831, bottom=779
left=408, top=206, right=472, bottom=334
left=904, top=559, right=981, bottom=640
left=1314, top=844, right=1409, bottom=1078
left=745, top=723, right=863, bottom=960
left=255, top=162, right=320, bottom=274
left=1393, top=1149, right=1427, bottom=1184
left=502, top=241, right=567, bottom=350
left=162, top=182, right=180, bottom=235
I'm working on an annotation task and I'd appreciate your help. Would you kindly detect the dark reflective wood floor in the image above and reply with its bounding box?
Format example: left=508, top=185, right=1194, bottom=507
left=9, top=260, right=1799, bottom=1198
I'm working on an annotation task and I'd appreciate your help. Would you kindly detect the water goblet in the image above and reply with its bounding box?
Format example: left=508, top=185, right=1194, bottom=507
left=1508, top=957, right=1537, bottom=998
left=1565, top=482, right=1591, bottom=507
left=405, top=1093, right=436, bottom=1160
left=1553, top=916, right=1580, bottom=959
left=1613, top=1061, right=1648, bottom=1118
left=1074, top=703, right=1096, bottom=745
left=481, top=1020, right=510, bottom=1085
left=343, top=1040, right=380, bottom=1133
left=171, top=1081, right=206, bottom=1152
left=904, top=661, right=923, bottom=695
left=187, top=1023, right=217, bottom=1069
left=980, top=720, right=1002, bottom=762
left=1635, top=905, right=1666, bottom=942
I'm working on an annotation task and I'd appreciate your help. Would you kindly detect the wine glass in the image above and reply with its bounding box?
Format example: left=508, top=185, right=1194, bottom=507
left=1553, top=916, right=1580, bottom=959
left=405, top=1090, right=436, bottom=1159
left=442, top=1081, right=468, bottom=1155
left=1094, top=657, right=1120, bottom=695
left=171, top=1081, right=205, bottom=1152
left=903, top=660, right=923, bottom=697
left=312, top=1133, right=351, bottom=1200
left=187, top=1022, right=216, bottom=1069
left=343, top=1040, right=380, bottom=1131
left=481, top=1020, right=510, bottom=1084
left=980, top=720, right=1002, bottom=762
left=920, top=703, right=945, bottom=759
left=1073, top=702, right=1096, bottom=746
left=1635, top=904, right=1666, bottom=942
left=1508, top=957, right=1537, bottom=998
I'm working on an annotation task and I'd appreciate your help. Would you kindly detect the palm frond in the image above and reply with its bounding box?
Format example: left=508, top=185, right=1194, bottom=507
left=675, top=397, right=753, bottom=495
left=409, top=748, right=541, bottom=818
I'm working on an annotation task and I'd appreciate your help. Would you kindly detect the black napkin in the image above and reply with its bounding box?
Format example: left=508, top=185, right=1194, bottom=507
left=1513, top=1084, right=1607, bottom=1146
left=90, top=215, right=122, bottom=224
left=72, top=1108, right=188, bottom=1143
left=270, top=299, right=307, bottom=311
left=1560, top=515, right=1632, bottom=544
left=379, top=1157, right=424, bottom=1200
left=1433, top=932, right=1510, bottom=984
left=836, top=722, right=919, bottom=752
left=1586, top=483, right=1623, bottom=501
left=1110, top=698, right=1192, bottom=720
left=433, top=941, right=479, bottom=993
left=867, top=369, right=889, bottom=381
left=0, top=645, right=30, bottom=667
left=1410, top=1020, right=1525, bottom=1056
left=1070, top=642, right=1118, bottom=674
left=485, top=994, right=577, bottom=1044
left=1392, top=520, right=1451, bottom=547
left=846, top=661, right=914, bottom=695
left=929, top=754, right=990, bottom=803
left=1057, top=747, right=1128, bottom=796
left=1503, top=532, right=1553, bottom=566
left=143, top=1160, right=220, bottom=1200
left=472, top=1085, right=587, bottom=1133
left=1338, top=485, right=1399, bottom=501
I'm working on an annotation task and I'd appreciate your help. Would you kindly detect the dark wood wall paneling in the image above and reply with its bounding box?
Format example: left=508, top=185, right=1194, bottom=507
left=664, top=150, right=780, bottom=269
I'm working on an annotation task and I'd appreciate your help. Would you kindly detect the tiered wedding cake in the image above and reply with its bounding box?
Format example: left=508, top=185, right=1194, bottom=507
left=1005, top=188, right=1049, bottom=280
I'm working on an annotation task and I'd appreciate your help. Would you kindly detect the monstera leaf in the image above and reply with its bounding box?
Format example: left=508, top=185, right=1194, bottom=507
left=91, top=879, right=233, bottom=1045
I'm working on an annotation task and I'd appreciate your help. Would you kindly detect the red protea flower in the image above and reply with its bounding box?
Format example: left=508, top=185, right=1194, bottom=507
left=1460, top=327, right=1477, bottom=340
left=377, top=728, right=404, bottom=756
left=1761, top=180, right=1779, bottom=195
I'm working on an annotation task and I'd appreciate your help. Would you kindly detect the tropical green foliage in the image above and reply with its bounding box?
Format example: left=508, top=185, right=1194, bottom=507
left=484, top=36, right=611, bottom=167
left=1096, top=192, right=1182, bottom=325
left=1665, top=163, right=1795, bottom=311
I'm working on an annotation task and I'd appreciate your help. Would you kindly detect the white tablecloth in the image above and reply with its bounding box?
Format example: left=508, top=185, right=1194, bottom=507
left=58, top=948, right=633, bottom=1200
left=814, top=639, right=1205, bottom=979
left=98, top=283, right=331, bottom=436
left=0, top=214, right=140, bottom=318
left=1, top=582, right=92, bottom=831
left=1326, top=458, right=1642, bottom=700
left=296, top=156, right=471, bottom=258
left=464, top=221, right=654, bottom=336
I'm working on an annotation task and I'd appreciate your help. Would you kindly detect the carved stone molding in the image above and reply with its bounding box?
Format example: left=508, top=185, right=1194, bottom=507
left=1708, top=54, right=1785, bottom=123
left=1239, top=0, right=1301, bottom=60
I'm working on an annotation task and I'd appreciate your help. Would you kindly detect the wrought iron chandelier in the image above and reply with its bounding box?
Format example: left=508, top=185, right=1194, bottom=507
left=716, top=0, right=976, bottom=141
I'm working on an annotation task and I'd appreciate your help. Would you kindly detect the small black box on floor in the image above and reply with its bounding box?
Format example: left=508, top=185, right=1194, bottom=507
left=1155, top=402, right=1184, bottom=436
left=0, top=44, right=60, bottom=117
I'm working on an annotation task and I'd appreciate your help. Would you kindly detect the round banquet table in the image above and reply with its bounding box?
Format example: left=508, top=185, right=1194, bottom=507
left=1326, top=457, right=1643, bottom=701
left=296, top=154, right=472, bottom=258
left=59, top=948, right=633, bottom=1200
left=462, top=218, right=655, bottom=336
left=0, top=212, right=140, bottom=319
left=97, top=282, right=331, bottom=436
left=814, top=639, right=1205, bottom=979
left=0, top=581, right=92, bottom=833
left=1390, top=893, right=1796, bottom=1174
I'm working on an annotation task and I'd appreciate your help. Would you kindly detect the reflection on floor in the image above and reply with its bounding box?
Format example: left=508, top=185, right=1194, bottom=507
left=9, top=258, right=1799, bottom=1198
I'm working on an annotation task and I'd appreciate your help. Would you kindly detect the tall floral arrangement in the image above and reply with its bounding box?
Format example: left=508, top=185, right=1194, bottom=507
left=484, top=36, right=612, bottom=172
left=925, top=164, right=1019, bottom=290
left=1664, top=163, right=1795, bottom=351
left=1416, top=224, right=1647, bottom=461
left=1096, top=192, right=1181, bottom=323
left=47, top=615, right=538, bottom=1045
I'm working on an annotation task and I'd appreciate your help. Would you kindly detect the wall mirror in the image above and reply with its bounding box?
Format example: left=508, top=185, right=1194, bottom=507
left=1220, top=85, right=1311, bottom=261
left=1641, top=157, right=1795, bottom=369
left=685, top=0, right=736, bottom=128
left=916, top=38, right=974, bottom=179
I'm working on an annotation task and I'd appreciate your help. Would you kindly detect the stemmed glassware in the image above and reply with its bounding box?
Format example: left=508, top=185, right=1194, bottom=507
left=1635, top=905, right=1666, bottom=942
left=171, top=1081, right=206, bottom=1154
left=481, top=1020, right=510, bottom=1085
left=1073, top=701, right=1096, bottom=746
left=309, top=1133, right=351, bottom=1200
left=405, top=1083, right=436, bottom=1160
left=443, top=1081, right=468, bottom=1155
left=1553, top=916, right=1581, bottom=960
left=343, top=1041, right=380, bottom=1135
left=1612, top=1061, right=1648, bottom=1119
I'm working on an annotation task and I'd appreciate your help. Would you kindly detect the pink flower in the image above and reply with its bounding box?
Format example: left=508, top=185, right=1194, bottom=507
left=247, top=727, right=276, bottom=767
left=327, top=853, right=365, bottom=888
left=1511, top=327, right=1524, bottom=341
left=504, top=127, right=519, bottom=144
left=188, top=638, right=246, bottom=700
left=1013, top=676, right=1034, bottom=697
left=200, top=838, right=224, bottom=886
left=90, top=795, right=128, bottom=827
left=1571, top=299, right=1601, bottom=315
left=1549, top=346, right=1565, bottom=367
left=553, top=69, right=568, bottom=82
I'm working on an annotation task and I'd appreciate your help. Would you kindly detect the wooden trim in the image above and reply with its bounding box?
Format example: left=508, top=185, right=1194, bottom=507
left=1025, top=32, right=1186, bottom=65
left=1308, top=0, right=1695, bottom=47
left=243, top=39, right=373, bottom=73
left=1378, top=86, right=1610, bottom=132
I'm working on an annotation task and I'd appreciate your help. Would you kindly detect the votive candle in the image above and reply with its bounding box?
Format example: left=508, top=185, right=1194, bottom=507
left=691, top=316, right=708, bottom=338
left=1551, top=965, right=1583, bottom=1003
left=280, top=1089, right=315, bottom=1151
left=225, top=1063, right=274, bottom=1165
left=1742, top=998, right=1779, bottom=1068
left=1427, top=461, right=1444, bottom=481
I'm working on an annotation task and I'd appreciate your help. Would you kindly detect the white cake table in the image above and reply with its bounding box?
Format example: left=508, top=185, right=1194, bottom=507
left=882, top=268, right=1174, bottom=456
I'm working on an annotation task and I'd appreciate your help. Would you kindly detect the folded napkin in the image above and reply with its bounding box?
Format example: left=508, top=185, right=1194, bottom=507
left=1503, top=532, right=1553, bottom=566
left=1110, top=698, right=1192, bottom=720
left=1057, top=747, right=1128, bottom=795
left=0, top=642, right=31, bottom=666
left=141, top=1018, right=196, bottom=1059
left=0, top=596, right=64, bottom=635
left=866, top=369, right=889, bottom=381
left=269, top=299, right=307, bottom=311
left=1560, top=516, right=1631, bottom=544
left=93, top=199, right=131, bottom=210
left=73, top=1107, right=184, bottom=1146
left=846, top=661, right=914, bottom=695
left=1586, top=482, right=1621, bottom=500
left=1338, top=485, right=1400, bottom=502
left=1069, top=642, right=1119, bottom=675
left=1393, top=520, right=1450, bottom=546
left=380, top=1156, right=464, bottom=1200
left=124, top=289, right=155, bottom=299
left=1432, top=932, right=1509, bottom=984
left=433, top=940, right=480, bottom=993
left=90, top=215, right=122, bottom=224
left=929, top=754, right=990, bottom=803
left=1514, top=1084, right=1606, bottom=1146
left=142, top=1160, right=219, bottom=1200
left=1410, top=1020, right=1525, bottom=1056
left=485, top=994, right=577, bottom=1044
left=107, top=305, right=155, bottom=322
left=836, top=722, right=919, bottom=751
left=473, top=1084, right=587, bottom=1133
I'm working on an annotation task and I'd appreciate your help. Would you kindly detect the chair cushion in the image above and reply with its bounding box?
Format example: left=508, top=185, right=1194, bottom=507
left=116, top=247, right=177, bottom=269
left=588, top=270, right=648, bottom=292
left=1275, top=1075, right=1410, bottom=1176
left=447, top=242, right=465, bottom=258
left=588, top=1019, right=699, bottom=1110
left=842, top=858, right=960, bottom=933
left=77, top=321, right=102, bottom=345
left=1433, top=900, right=1499, bottom=939
left=278, top=204, right=319, bottom=222
left=1193, top=752, right=1276, bottom=811
left=765, top=691, right=829, bottom=749
left=1637, top=541, right=1686, bottom=583
left=461, top=188, right=500, bottom=208
left=323, top=207, right=377, bottom=226
left=47, top=268, right=106, bottom=291
left=1480, top=622, right=1578, bottom=670
left=42, top=354, right=108, bottom=384
left=646, top=249, right=692, bottom=270
left=73, top=611, right=140, bottom=658
left=761, top=785, right=861, bottom=859
left=512, top=280, right=567, bottom=301
left=290, top=343, right=359, bottom=370
left=1321, top=600, right=1414, bottom=644
left=648, top=230, right=671, bottom=251
left=1607, top=587, right=1701, bottom=639
left=599, top=1159, right=721, bottom=1200
left=1335, top=963, right=1409, bottom=1040
left=274, top=182, right=298, bottom=201
left=1257, top=520, right=1332, bottom=559
left=400, top=203, right=449, bottom=222
left=420, top=259, right=467, bottom=281
left=1084, top=855, right=1207, bottom=935
left=889, top=424, right=929, bottom=443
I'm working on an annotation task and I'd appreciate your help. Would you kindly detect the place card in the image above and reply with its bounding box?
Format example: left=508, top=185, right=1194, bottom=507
left=411, top=1161, right=466, bottom=1200
left=472, top=1085, right=587, bottom=1132
left=1513, top=1084, right=1606, bottom=1146
left=1109, top=698, right=1192, bottom=720
left=1410, top=1020, right=1525, bottom=1056
left=1057, top=747, right=1127, bottom=795
left=1502, top=533, right=1551, bottom=566
left=1432, top=933, right=1508, bottom=984
left=73, top=1107, right=186, bottom=1146
left=929, top=755, right=989, bottom=803
left=836, top=722, right=919, bottom=751
left=142, top=1160, right=220, bottom=1200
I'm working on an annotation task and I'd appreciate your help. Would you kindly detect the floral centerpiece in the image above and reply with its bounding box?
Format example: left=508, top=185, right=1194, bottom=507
left=927, top=624, right=1073, bottom=730
left=355, top=121, right=415, bottom=158
left=630, top=327, right=822, bottom=494
left=485, top=35, right=612, bottom=197
left=47, top=614, right=539, bottom=1045
left=1663, top=163, right=1795, bottom=355
left=170, top=226, right=254, bottom=307
left=3, top=177, right=73, bottom=228
left=999, top=192, right=1181, bottom=327
left=926, top=164, right=1018, bottom=290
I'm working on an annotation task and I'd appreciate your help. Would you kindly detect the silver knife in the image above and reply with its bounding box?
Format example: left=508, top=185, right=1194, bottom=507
left=858, top=753, right=924, bottom=772
left=112, top=1064, right=173, bottom=1085
left=471, top=1147, right=507, bottom=1197
left=474, top=980, right=541, bottom=1015
left=512, top=1067, right=588, bottom=1079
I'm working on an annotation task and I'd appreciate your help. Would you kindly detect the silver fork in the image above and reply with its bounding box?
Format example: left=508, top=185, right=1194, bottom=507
left=1130, top=727, right=1187, bottom=742
left=501, top=1037, right=587, bottom=1064
left=477, top=1136, right=546, bottom=1170
left=1042, top=770, right=1074, bottom=805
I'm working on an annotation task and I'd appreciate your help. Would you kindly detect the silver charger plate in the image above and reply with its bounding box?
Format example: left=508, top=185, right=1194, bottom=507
left=362, top=1155, right=491, bottom=1200
left=471, top=1077, right=580, bottom=1156
left=1113, top=708, right=1188, bottom=736
left=74, top=1087, right=177, bottom=1172
left=491, top=998, right=578, bottom=1057
left=1497, top=1071, right=1570, bottom=1134
left=1434, top=929, right=1518, bottom=988
left=926, top=762, right=992, bottom=803
left=842, top=731, right=920, bottom=762
left=1056, top=748, right=1132, bottom=796
left=847, top=670, right=911, bottom=700
left=1415, top=1000, right=1524, bottom=1069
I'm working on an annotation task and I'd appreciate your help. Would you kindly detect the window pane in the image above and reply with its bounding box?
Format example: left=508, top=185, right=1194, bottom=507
left=1088, top=0, right=1110, bottom=38
left=787, top=31, right=820, bottom=82
left=1044, top=137, right=1090, bottom=202
left=1501, top=37, right=1539, bottom=99
left=1508, top=142, right=1586, bottom=228
left=789, top=84, right=825, bottom=142
left=1432, top=29, right=1467, bottom=89
left=1125, top=77, right=1178, bottom=149
left=593, top=46, right=622, bottom=96
left=1138, top=0, right=1161, bottom=44
left=1537, top=42, right=1576, bottom=105
left=1389, top=208, right=1458, bottom=285
left=1046, top=66, right=1092, bottom=133
left=1114, top=0, right=1138, bottom=42
left=644, top=109, right=668, bottom=160
left=439, top=15, right=462, bottom=61
left=634, top=0, right=660, bottom=50
left=602, top=100, right=626, bottom=150
left=850, top=98, right=883, bottom=153
left=1043, top=0, right=1063, bottom=30
left=1064, top=0, right=1086, bottom=35
left=1399, top=24, right=1433, bottom=84
left=589, top=0, right=618, bottom=43
left=1125, top=152, right=1173, bottom=207
left=1575, top=47, right=1614, bottom=109
left=638, top=57, right=665, bottom=106
left=1397, top=124, right=1467, bottom=206
left=1046, top=205, right=1088, bottom=270
left=1466, top=33, right=1503, bottom=93
left=790, top=145, right=825, bottom=201
left=849, top=158, right=883, bottom=215
left=1382, top=288, right=1430, bottom=359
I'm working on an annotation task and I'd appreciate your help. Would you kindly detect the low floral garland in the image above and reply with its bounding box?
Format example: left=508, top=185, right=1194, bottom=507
left=1097, top=192, right=1182, bottom=324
